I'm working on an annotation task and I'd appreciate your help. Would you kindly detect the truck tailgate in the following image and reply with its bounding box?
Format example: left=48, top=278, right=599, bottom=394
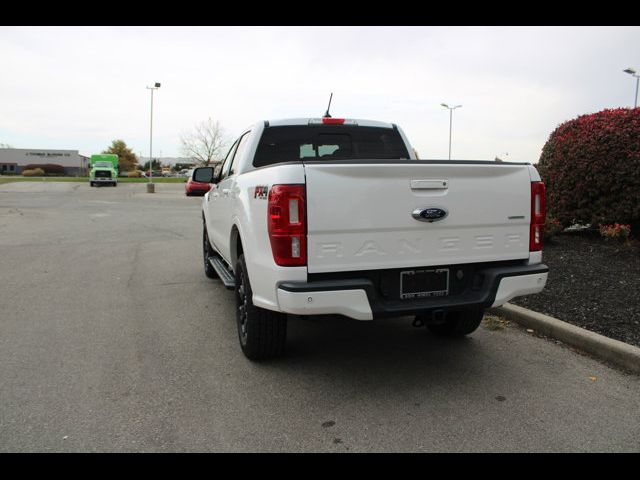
left=304, top=161, right=532, bottom=274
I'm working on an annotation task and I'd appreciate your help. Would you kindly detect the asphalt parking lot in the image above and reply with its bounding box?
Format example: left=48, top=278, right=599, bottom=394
left=1, top=181, right=639, bottom=452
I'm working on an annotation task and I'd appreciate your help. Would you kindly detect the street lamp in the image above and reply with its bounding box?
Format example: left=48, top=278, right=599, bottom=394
left=623, top=68, right=639, bottom=108
left=441, top=103, right=462, bottom=160
left=146, top=82, right=161, bottom=192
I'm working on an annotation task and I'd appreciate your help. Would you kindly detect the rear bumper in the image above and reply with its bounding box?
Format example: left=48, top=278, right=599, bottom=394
left=277, top=263, right=548, bottom=320
left=92, top=177, right=115, bottom=182
left=277, top=287, right=373, bottom=320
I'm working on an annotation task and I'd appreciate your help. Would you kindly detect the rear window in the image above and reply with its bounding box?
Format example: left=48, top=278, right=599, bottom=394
left=253, top=125, right=410, bottom=168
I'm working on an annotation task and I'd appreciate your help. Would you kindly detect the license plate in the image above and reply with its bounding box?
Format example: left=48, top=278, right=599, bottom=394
left=400, top=269, right=449, bottom=299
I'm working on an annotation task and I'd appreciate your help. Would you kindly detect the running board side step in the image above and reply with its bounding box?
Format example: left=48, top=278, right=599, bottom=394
left=209, top=256, right=236, bottom=289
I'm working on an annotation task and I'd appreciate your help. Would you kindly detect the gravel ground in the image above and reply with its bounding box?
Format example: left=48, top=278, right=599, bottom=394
left=511, top=232, right=640, bottom=348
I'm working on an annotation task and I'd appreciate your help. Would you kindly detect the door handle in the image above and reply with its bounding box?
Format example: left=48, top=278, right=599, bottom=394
left=411, top=179, right=449, bottom=190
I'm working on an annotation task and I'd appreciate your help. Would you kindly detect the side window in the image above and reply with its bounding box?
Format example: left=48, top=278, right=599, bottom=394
left=230, top=131, right=251, bottom=176
left=221, top=140, right=239, bottom=180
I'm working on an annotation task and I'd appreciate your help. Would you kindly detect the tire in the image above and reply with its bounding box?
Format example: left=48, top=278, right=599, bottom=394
left=90, top=182, right=94, bottom=187
left=235, top=254, right=287, bottom=360
left=426, top=307, right=484, bottom=337
left=202, top=224, right=218, bottom=279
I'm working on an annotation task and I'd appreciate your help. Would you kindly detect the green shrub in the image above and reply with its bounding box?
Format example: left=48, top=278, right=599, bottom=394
left=22, top=168, right=45, bottom=177
left=538, top=108, right=640, bottom=235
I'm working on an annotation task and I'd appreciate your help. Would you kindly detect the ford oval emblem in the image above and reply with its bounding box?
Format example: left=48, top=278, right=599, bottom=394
left=412, top=207, right=448, bottom=223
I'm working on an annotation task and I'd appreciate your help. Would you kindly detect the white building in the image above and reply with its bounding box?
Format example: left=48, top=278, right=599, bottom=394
left=0, top=148, right=89, bottom=175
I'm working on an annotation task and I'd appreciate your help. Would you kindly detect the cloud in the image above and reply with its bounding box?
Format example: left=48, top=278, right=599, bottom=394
left=1, top=26, right=638, bottom=161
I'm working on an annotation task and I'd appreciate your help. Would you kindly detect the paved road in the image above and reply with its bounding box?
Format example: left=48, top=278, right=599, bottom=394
left=1, top=181, right=639, bottom=452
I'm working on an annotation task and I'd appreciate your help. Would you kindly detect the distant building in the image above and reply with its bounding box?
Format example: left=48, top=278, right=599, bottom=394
left=0, top=148, right=89, bottom=175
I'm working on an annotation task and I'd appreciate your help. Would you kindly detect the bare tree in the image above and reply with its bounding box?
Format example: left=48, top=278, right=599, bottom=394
left=180, top=118, right=227, bottom=166
left=0, top=142, right=12, bottom=148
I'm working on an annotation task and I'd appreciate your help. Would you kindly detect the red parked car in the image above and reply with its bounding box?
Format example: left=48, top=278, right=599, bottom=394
left=185, top=173, right=212, bottom=196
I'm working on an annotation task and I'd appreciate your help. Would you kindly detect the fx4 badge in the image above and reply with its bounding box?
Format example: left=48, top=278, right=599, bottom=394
left=254, top=185, right=269, bottom=200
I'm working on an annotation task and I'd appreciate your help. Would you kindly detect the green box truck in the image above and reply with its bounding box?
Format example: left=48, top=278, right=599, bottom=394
left=90, top=154, right=119, bottom=187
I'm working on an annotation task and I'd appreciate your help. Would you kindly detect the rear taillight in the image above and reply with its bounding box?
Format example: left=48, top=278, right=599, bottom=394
left=530, top=181, right=546, bottom=252
left=268, top=184, right=306, bottom=266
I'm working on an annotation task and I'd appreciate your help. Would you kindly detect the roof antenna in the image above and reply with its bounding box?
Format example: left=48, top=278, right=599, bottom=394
left=323, top=92, right=333, bottom=118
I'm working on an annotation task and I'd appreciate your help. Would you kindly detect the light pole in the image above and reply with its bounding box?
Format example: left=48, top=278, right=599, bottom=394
left=146, top=82, right=161, bottom=192
left=623, top=68, right=639, bottom=108
left=441, top=103, right=462, bottom=160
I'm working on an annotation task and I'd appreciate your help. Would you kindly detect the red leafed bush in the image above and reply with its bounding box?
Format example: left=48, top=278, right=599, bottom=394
left=23, top=163, right=66, bottom=175
left=537, top=108, right=640, bottom=235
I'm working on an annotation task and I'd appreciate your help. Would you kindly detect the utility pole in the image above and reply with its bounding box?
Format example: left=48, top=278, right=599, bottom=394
left=146, top=82, right=161, bottom=192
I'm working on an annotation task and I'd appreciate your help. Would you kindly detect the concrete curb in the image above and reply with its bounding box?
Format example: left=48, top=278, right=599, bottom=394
left=490, top=303, right=640, bottom=375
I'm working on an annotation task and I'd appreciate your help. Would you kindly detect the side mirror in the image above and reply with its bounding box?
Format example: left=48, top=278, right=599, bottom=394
left=192, top=167, right=214, bottom=183
left=212, top=164, right=223, bottom=183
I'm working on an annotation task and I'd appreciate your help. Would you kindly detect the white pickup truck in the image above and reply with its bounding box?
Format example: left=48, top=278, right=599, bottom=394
left=196, top=117, right=548, bottom=360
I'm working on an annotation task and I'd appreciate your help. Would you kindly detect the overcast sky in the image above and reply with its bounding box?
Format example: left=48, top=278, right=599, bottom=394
left=1, top=26, right=639, bottom=162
